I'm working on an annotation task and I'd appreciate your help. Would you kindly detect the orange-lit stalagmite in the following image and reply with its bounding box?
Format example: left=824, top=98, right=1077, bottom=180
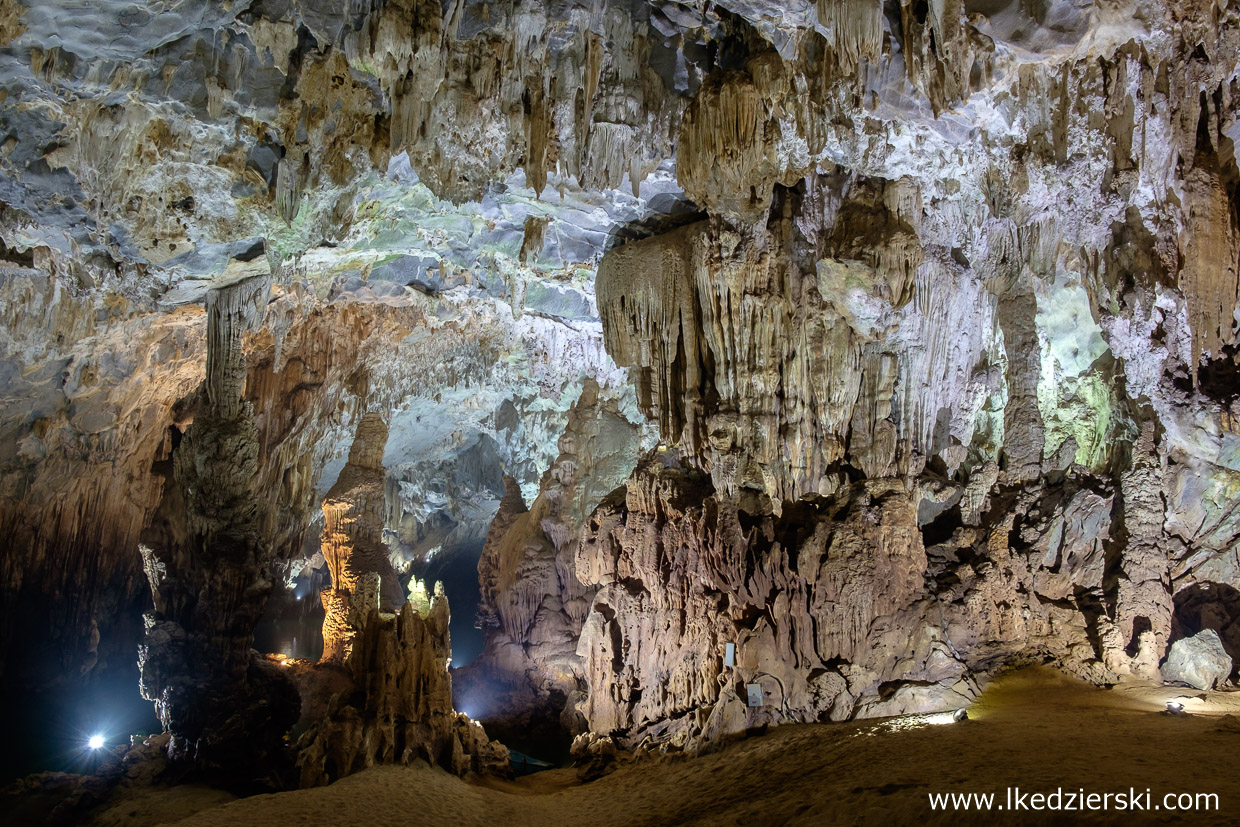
left=318, top=413, right=404, bottom=663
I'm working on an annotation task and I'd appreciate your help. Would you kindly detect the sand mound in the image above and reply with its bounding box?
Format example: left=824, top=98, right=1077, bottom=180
left=169, top=668, right=1240, bottom=826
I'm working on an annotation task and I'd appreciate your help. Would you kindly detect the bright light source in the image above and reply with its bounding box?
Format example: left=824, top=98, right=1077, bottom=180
left=1166, top=701, right=1185, bottom=715
left=883, top=709, right=968, bottom=730
left=87, top=734, right=105, bottom=750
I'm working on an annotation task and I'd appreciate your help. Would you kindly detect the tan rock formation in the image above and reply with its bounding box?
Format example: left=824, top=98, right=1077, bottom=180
left=461, top=379, right=644, bottom=739
left=5, top=0, right=1240, bottom=788
left=1179, top=157, right=1240, bottom=386
left=296, top=591, right=509, bottom=786
left=572, top=456, right=1127, bottom=750
left=319, top=413, right=404, bottom=663
left=574, top=460, right=944, bottom=747
left=597, top=175, right=948, bottom=506
left=294, top=410, right=508, bottom=785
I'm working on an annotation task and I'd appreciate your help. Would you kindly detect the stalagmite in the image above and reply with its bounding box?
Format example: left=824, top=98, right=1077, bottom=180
left=138, top=269, right=300, bottom=782
left=319, top=413, right=404, bottom=663
left=295, top=588, right=509, bottom=786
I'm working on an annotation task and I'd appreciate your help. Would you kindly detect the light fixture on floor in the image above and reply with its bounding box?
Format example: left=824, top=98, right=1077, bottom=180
left=1166, top=701, right=1185, bottom=715
left=886, top=708, right=970, bottom=729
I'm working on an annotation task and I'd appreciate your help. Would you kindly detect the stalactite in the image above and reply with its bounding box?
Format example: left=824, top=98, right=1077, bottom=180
left=817, top=0, right=884, bottom=69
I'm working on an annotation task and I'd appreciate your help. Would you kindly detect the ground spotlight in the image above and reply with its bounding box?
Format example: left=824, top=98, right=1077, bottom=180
left=1166, top=701, right=1185, bottom=715
left=886, top=708, right=971, bottom=729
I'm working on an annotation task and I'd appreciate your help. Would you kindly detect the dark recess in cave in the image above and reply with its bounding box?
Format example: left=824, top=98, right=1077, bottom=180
left=1174, top=344, right=1240, bottom=403
left=0, top=661, right=160, bottom=783
left=414, top=538, right=486, bottom=668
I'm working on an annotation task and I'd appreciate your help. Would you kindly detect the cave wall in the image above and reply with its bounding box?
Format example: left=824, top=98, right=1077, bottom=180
left=0, top=0, right=666, bottom=688
left=564, top=0, right=1240, bottom=748
left=0, top=0, right=1238, bottom=776
left=458, top=377, right=646, bottom=734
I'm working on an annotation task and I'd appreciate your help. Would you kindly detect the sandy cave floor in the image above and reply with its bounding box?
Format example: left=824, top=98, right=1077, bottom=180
left=107, top=668, right=1240, bottom=826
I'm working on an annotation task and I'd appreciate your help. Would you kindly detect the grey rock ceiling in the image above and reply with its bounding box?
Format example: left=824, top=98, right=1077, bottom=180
left=0, top=0, right=1238, bottom=764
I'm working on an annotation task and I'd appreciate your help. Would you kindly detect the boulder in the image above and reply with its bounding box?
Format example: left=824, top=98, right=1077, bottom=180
left=1162, top=630, right=1233, bottom=690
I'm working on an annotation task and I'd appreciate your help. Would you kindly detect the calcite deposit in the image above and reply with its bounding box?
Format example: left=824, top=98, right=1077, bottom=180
left=319, top=413, right=404, bottom=663
left=0, top=0, right=1238, bottom=794
left=295, top=590, right=510, bottom=787
left=460, top=378, right=645, bottom=743
left=293, top=402, right=507, bottom=787
left=138, top=269, right=301, bottom=782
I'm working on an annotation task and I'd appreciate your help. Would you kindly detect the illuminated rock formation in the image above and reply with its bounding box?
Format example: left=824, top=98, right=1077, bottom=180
left=296, top=412, right=508, bottom=785
left=1161, top=629, right=1233, bottom=691
left=296, top=587, right=509, bottom=786
left=597, top=175, right=933, bottom=505
left=460, top=379, right=645, bottom=742
left=319, top=413, right=404, bottom=663
left=1, top=0, right=1240, bottom=786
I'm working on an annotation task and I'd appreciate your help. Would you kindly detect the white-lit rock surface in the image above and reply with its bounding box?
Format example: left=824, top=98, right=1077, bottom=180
left=1161, top=629, right=1233, bottom=691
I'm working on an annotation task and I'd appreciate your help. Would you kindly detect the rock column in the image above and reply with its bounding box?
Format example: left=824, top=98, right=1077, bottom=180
left=138, top=271, right=299, bottom=785
left=319, top=413, right=404, bottom=662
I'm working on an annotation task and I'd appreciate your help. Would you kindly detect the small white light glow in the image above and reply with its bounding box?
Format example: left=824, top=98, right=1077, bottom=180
left=1166, top=701, right=1185, bottom=714
left=88, top=734, right=105, bottom=750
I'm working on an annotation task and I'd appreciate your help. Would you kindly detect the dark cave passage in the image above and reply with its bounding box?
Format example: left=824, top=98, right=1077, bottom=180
left=413, top=538, right=486, bottom=669
left=0, top=660, right=160, bottom=782
left=252, top=585, right=326, bottom=662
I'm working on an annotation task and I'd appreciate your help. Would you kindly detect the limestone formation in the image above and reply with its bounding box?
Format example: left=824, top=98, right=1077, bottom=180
left=596, top=176, right=960, bottom=506
left=295, top=592, right=509, bottom=786
left=319, top=414, right=404, bottom=663
left=292, top=408, right=509, bottom=785
left=1, top=0, right=1240, bottom=794
left=460, top=378, right=645, bottom=742
left=137, top=271, right=300, bottom=783
left=1161, top=629, right=1234, bottom=691
left=571, top=456, right=1129, bottom=749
